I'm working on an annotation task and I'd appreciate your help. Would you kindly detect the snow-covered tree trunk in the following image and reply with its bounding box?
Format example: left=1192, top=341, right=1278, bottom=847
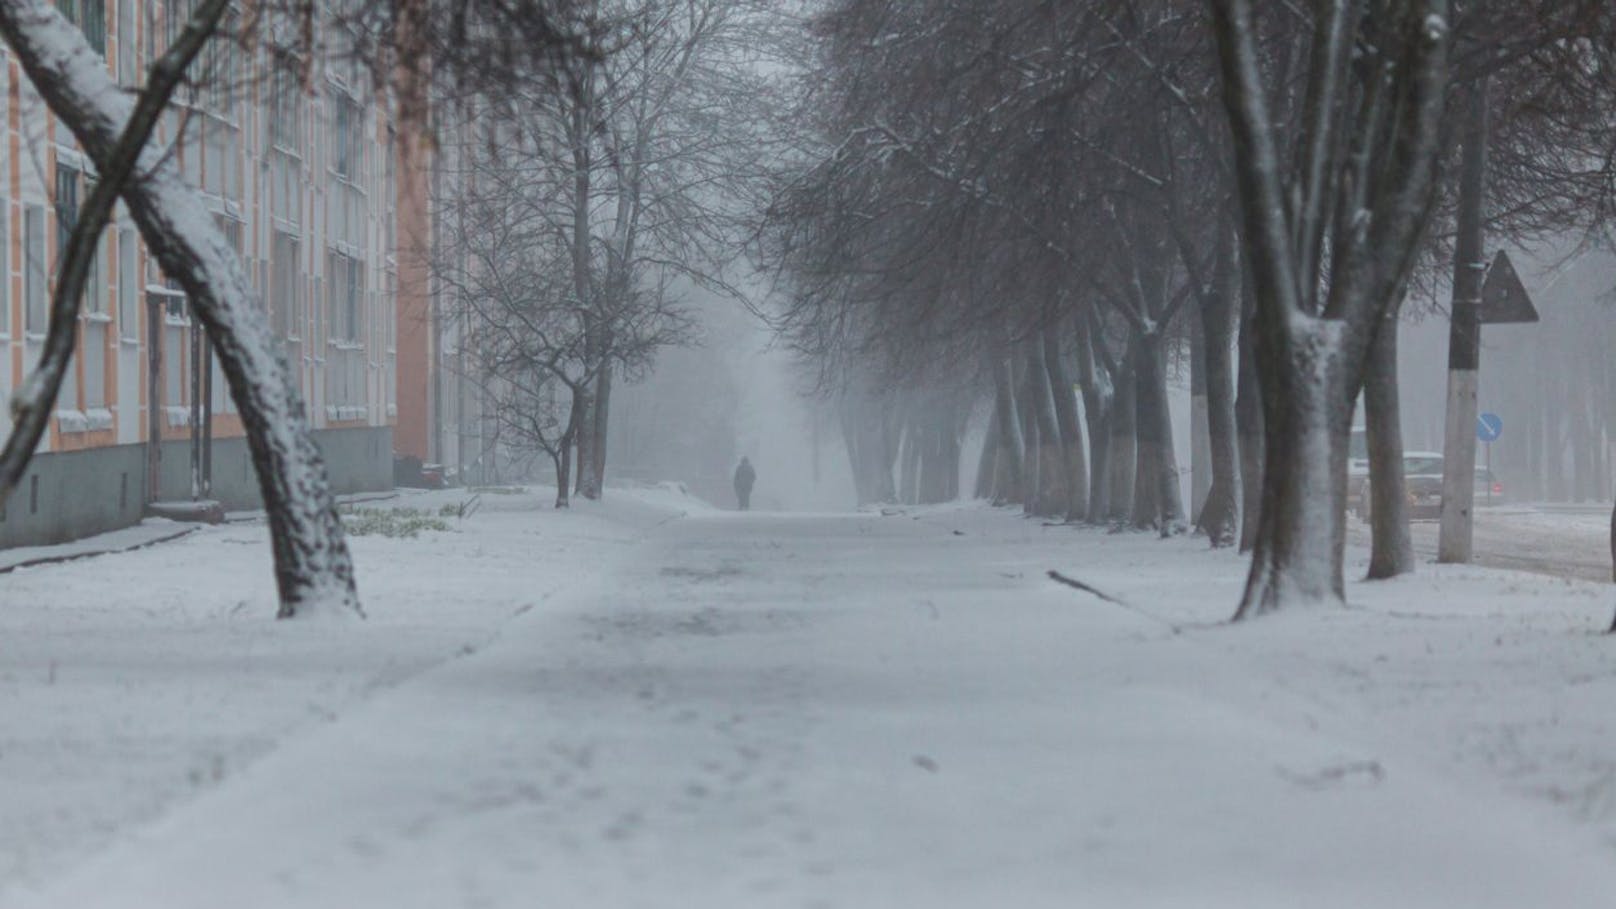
left=1237, top=325, right=1353, bottom=615
left=898, top=418, right=921, bottom=505
left=555, top=395, right=580, bottom=509
left=931, top=413, right=963, bottom=501
left=839, top=402, right=867, bottom=504
left=0, top=0, right=359, bottom=618
left=568, top=80, right=602, bottom=503
left=1107, top=337, right=1138, bottom=524
left=591, top=362, right=613, bottom=496
left=839, top=385, right=900, bottom=506
left=1130, top=343, right=1159, bottom=532
left=990, top=356, right=1025, bottom=505
left=1133, top=331, right=1184, bottom=536
left=1196, top=231, right=1242, bottom=548
left=1364, top=305, right=1415, bottom=579
left=571, top=378, right=599, bottom=501
left=1025, top=334, right=1066, bottom=518
left=1236, top=288, right=1263, bottom=553
left=1074, top=312, right=1112, bottom=523
left=1190, top=309, right=1211, bottom=518
left=1015, top=355, right=1042, bottom=517
left=910, top=396, right=960, bottom=505
left=1043, top=328, right=1088, bottom=522
left=974, top=403, right=1000, bottom=500
left=1212, top=0, right=1449, bottom=618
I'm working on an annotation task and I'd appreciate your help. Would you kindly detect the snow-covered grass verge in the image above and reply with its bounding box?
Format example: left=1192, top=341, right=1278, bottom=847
left=0, top=485, right=689, bottom=894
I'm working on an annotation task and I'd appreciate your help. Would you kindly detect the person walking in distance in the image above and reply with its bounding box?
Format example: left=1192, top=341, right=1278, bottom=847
left=733, top=457, right=756, bottom=511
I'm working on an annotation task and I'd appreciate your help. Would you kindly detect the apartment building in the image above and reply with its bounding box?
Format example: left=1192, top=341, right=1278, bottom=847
left=0, top=0, right=399, bottom=547
left=399, top=98, right=494, bottom=488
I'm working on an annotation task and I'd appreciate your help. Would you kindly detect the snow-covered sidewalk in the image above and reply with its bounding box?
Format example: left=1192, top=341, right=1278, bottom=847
left=0, top=521, right=197, bottom=574
left=6, top=489, right=1616, bottom=907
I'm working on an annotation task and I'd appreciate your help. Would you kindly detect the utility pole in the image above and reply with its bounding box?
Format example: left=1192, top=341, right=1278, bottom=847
left=1438, top=79, right=1488, bottom=563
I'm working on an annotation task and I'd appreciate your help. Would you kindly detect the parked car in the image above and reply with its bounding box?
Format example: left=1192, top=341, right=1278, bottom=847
left=1399, top=452, right=1446, bottom=520
left=1355, top=452, right=1503, bottom=521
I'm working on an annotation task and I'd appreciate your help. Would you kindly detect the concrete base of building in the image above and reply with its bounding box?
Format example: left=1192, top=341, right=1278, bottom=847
left=145, top=500, right=226, bottom=525
left=0, top=426, right=392, bottom=549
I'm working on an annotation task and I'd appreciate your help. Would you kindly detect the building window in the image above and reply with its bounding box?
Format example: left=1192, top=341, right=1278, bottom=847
left=158, top=281, right=187, bottom=409
left=203, top=117, right=236, bottom=197
left=87, top=231, right=106, bottom=315
left=325, top=251, right=363, bottom=414
left=57, top=168, right=105, bottom=316
left=327, top=250, right=361, bottom=342
left=24, top=205, right=46, bottom=335
left=268, top=67, right=303, bottom=152
left=56, top=164, right=80, bottom=256
left=83, top=0, right=106, bottom=54
left=57, top=0, right=105, bottom=54
left=84, top=320, right=106, bottom=408
left=83, top=235, right=107, bottom=409
left=118, top=228, right=138, bottom=340
left=275, top=232, right=303, bottom=393
left=164, top=0, right=195, bottom=63
left=332, top=93, right=362, bottom=182
left=117, top=0, right=136, bottom=85
left=214, top=214, right=241, bottom=255
left=84, top=250, right=107, bottom=407
left=268, top=148, right=301, bottom=225
left=0, top=197, right=9, bottom=338
left=273, top=231, right=300, bottom=337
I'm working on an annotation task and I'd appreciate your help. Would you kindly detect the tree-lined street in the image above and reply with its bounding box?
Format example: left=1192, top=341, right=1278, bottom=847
left=2, top=1, right=1616, bottom=904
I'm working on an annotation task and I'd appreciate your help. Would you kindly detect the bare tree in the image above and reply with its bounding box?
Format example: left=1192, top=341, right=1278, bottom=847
left=1211, top=0, right=1450, bottom=617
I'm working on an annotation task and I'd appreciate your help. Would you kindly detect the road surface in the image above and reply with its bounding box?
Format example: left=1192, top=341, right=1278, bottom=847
left=1351, top=505, right=1612, bottom=582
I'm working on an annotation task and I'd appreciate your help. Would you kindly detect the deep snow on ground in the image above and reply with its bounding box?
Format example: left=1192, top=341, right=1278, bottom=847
left=4, top=485, right=1616, bottom=907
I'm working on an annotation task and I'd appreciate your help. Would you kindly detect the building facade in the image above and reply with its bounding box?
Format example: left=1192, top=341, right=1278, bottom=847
left=0, top=0, right=399, bottom=546
left=395, top=90, right=494, bottom=488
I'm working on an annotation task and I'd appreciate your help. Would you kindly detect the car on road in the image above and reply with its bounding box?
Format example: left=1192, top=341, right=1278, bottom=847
left=1355, top=451, right=1504, bottom=521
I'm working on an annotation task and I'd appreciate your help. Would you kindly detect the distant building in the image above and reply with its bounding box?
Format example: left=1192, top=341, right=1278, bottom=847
left=393, top=69, right=492, bottom=488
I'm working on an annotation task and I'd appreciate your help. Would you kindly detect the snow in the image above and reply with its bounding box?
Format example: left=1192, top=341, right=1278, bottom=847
left=0, top=520, right=194, bottom=573
left=5, top=486, right=1616, bottom=906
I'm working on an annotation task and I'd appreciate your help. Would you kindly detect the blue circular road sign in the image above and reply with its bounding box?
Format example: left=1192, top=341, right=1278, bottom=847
left=1477, top=412, right=1503, bottom=443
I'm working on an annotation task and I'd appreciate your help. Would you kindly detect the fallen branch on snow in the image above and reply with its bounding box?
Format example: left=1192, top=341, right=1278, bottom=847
left=1046, top=570, right=1181, bottom=635
left=1046, top=570, right=1127, bottom=605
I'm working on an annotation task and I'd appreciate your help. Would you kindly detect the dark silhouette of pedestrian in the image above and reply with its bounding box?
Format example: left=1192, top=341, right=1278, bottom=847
left=733, top=457, right=756, bottom=511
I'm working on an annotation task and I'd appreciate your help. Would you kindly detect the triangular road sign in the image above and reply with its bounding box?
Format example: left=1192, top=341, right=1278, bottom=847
left=1478, top=249, right=1539, bottom=324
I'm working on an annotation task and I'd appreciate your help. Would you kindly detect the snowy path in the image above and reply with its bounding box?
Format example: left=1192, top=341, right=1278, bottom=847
left=9, top=493, right=1616, bottom=906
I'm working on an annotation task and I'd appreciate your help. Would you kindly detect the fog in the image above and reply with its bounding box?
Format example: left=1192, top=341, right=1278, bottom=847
left=1395, top=242, right=1616, bottom=504
left=606, top=288, right=855, bottom=512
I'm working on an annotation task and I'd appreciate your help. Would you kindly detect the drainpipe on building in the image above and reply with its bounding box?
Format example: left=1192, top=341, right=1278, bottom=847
left=189, top=305, right=202, bottom=501
left=146, top=292, right=162, bottom=503
left=202, top=333, right=213, bottom=497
